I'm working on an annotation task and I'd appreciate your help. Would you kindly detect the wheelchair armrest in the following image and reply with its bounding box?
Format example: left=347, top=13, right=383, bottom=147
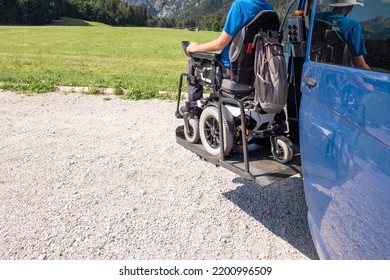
left=191, top=52, right=220, bottom=61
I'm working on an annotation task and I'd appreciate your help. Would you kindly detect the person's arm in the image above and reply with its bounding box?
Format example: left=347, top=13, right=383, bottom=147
left=186, top=31, right=232, bottom=54
left=352, top=55, right=370, bottom=70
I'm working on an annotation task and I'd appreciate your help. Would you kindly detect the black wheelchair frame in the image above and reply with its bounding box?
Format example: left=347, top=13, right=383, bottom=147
left=174, top=51, right=300, bottom=184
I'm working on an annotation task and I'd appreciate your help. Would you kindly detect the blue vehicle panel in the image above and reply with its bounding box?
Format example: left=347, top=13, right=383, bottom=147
left=299, top=2, right=390, bottom=258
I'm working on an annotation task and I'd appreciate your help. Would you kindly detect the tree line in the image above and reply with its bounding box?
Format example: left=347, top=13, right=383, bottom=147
left=153, top=0, right=289, bottom=32
left=0, top=0, right=225, bottom=30
left=0, top=0, right=151, bottom=26
left=148, top=16, right=227, bottom=32
left=0, top=0, right=288, bottom=31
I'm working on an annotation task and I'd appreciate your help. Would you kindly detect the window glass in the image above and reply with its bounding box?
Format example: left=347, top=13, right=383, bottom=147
left=310, top=0, right=390, bottom=73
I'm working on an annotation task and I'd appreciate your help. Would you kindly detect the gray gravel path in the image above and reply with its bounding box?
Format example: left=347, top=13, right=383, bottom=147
left=0, top=91, right=318, bottom=260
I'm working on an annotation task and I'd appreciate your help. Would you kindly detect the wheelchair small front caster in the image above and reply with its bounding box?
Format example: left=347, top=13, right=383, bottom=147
left=270, top=136, right=294, bottom=164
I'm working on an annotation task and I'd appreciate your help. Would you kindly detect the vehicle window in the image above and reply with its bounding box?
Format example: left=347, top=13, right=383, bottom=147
left=310, top=0, right=390, bottom=73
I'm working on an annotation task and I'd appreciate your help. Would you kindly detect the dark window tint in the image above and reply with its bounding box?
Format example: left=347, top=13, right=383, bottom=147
left=311, top=0, right=390, bottom=73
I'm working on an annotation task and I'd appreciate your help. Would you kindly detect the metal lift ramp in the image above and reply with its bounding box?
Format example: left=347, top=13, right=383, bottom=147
left=176, top=125, right=301, bottom=186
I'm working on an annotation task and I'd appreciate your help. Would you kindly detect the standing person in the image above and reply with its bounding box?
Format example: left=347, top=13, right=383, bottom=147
left=185, top=0, right=274, bottom=102
left=316, top=0, right=370, bottom=69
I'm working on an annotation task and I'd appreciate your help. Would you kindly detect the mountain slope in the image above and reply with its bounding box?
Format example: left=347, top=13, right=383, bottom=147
left=124, top=0, right=286, bottom=19
left=175, top=0, right=287, bottom=18
left=174, top=0, right=231, bottom=19
left=123, top=0, right=203, bottom=17
left=361, top=16, right=390, bottom=39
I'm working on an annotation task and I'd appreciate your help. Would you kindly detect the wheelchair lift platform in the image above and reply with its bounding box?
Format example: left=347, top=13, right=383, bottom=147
left=176, top=125, right=301, bottom=186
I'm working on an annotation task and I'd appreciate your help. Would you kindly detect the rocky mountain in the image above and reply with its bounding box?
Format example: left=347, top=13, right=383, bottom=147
left=361, top=16, right=390, bottom=39
left=124, top=1, right=286, bottom=19
left=123, top=0, right=204, bottom=18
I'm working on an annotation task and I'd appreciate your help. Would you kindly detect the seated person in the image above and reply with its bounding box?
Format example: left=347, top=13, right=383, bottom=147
left=185, top=0, right=274, bottom=102
left=315, top=0, right=370, bottom=69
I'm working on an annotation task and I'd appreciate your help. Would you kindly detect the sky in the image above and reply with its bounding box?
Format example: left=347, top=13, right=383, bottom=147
left=350, top=0, right=390, bottom=22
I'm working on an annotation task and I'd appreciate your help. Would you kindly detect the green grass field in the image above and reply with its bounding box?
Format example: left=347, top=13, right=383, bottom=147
left=0, top=21, right=218, bottom=99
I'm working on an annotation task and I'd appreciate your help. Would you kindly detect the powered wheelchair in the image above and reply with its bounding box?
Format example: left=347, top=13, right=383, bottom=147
left=175, top=10, right=294, bottom=164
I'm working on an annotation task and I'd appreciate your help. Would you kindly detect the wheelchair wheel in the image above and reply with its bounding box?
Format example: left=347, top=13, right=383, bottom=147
left=271, top=138, right=294, bottom=164
left=199, top=106, right=234, bottom=156
left=184, top=118, right=200, bottom=143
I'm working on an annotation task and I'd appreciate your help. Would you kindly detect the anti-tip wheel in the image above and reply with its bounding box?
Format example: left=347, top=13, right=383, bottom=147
left=184, top=118, right=200, bottom=143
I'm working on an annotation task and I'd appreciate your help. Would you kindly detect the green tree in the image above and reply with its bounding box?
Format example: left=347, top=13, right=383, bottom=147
left=211, top=20, right=221, bottom=32
left=0, top=0, right=18, bottom=24
left=176, top=19, right=184, bottom=29
left=17, top=0, right=52, bottom=24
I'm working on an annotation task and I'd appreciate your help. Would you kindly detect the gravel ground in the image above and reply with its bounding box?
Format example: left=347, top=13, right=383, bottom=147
left=0, top=91, right=318, bottom=260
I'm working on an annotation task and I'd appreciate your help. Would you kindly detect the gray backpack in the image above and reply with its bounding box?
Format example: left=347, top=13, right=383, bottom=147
left=253, top=30, right=288, bottom=113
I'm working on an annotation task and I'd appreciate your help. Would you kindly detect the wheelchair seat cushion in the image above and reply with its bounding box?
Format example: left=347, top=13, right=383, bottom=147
left=221, top=79, right=254, bottom=94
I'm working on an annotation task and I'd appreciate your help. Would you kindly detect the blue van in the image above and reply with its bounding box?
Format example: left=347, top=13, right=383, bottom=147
left=296, top=0, right=390, bottom=259
left=175, top=0, right=389, bottom=259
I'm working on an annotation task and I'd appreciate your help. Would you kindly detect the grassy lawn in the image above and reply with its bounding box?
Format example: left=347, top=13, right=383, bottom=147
left=0, top=22, right=217, bottom=99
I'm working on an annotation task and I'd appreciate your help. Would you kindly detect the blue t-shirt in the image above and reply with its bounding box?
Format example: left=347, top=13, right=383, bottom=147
left=315, top=12, right=367, bottom=57
left=221, top=0, right=274, bottom=67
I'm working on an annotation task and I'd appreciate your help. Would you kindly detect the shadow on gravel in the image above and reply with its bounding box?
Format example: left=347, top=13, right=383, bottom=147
left=223, top=177, right=319, bottom=260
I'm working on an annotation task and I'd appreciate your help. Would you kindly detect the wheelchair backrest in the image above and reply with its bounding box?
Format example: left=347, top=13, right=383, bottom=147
left=229, top=10, right=280, bottom=84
